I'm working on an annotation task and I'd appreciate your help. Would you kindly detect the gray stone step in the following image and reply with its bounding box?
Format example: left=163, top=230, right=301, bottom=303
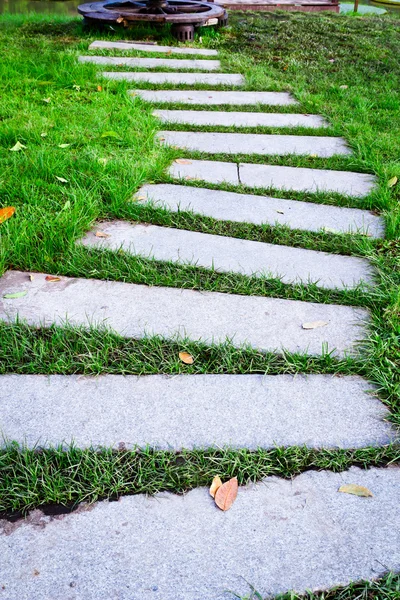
left=158, top=131, right=351, bottom=157
left=89, top=40, right=219, bottom=56
left=130, top=89, right=298, bottom=105
left=79, top=55, right=221, bottom=71
left=0, top=271, right=369, bottom=356
left=80, top=221, right=373, bottom=289
left=154, top=109, right=329, bottom=128
left=1, top=466, right=399, bottom=599
left=169, top=159, right=376, bottom=197
left=103, top=71, right=244, bottom=85
left=136, top=184, right=385, bottom=238
left=0, top=374, right=395, bottom=450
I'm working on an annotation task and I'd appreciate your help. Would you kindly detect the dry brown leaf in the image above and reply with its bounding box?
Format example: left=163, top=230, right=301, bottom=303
left=302, top=321, right=328, bottom=330
left=179, top=351, right=194, bottom=365
left=0, top=206, right=15, bottom=223
left=209, top=476, right=222, bottom=499
left=176, top=159, right=192, bottom=165
left=45, top=275, right=61, bottom=282
left=338, top=484, right=373, bottom=497
left=214, top=477, right=238, bottom=511
left=116, top=16, right=124, bottom=22
left=95, top=231, right=110, bottom=238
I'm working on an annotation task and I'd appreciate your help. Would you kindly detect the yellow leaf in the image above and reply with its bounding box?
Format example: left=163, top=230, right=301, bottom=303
left=309, top=154, right=317, bottom=158
left=388, top=176, right=398, bottom=188
left=0, top=206, right=15, bottom=223
left=95, top=230, right=110, bottom=238
left=29, top=274, right=34, bottom=282
left=10, top=142, right=26, bottom=152
left=97, top=85, right=103, bottom=92
left=209, top=476, right=222, bottom=499
left=339, top=484, right=373, bottom=498
left=179, top=351, right=194, bottom=365
left=302, top=321, right=328, bottom=330
left=214, top=477, right=238, bottom=511
left=176, top=159, right=192, bottom=165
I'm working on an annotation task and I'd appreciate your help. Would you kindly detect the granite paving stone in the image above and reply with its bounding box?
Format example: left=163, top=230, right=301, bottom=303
left=158, top=130, right=351, bottom=157
left=0, top=271, right=369, bottom=356
left=130, top=89, right=298, bottom=105
left=89, top=40, right=219, bottom=55
left=1, top=467, right=399, bottom=599
left=169, top=159, right=376, bottom=197
left=136, top=184, right=385, bottom=237
left=79, top=220, right=374, bottom=289
left=79, top=55, right=221, bottom=70
left=0, top=374, right=395, bottom=450
left=153, top=109, right=329, bottom=127
left=103, top=71, right=244, bottom=85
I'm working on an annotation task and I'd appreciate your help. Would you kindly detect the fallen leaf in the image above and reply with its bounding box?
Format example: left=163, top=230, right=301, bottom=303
left=72, top=84, right=81, bottom=91
left=101, top=131, right=121, bottom=139
left=339, top=484, right=373, bottom=497
left=41, top=132, right=47, bottom=138
left=116, top=16, right=124, bottom=22
left=159, top=137, right=166, bottom=141
left=10, top=141, right=26, bottom=152
left=135, top=195, right=146, bottom=201
left=214, top=477, right=238, bottom=511
left=3, top=290, right=28, bottom=299
left=95, top=230, right=110, bottom=238
left=56, top=176, right=68, bottom=183
left=58, top=143, right=70, bottom=149
left=388, top=176, right=398, bottom=188
left=45, top=275, right=61, bottom=282
left=276, top=210, right=284, bottom=214
left=176, top=159, right=192, bottom=165
left=339, top=84, right=348, bottom=89
left=323, top=227, right=339, bottom=234
left=98, top=158, right=108, bottom=166
left=97, top=85, right=103, bottom=92
left=209, top=476, right=222, bottom=498
left=0, top=207, right=15, bottom=223
left=309, top=154, right=317, bottom=158
left=29, top=274, right=34, bottom=281
left=302, top=321, right=328, bottom=330
left=179, top=351, right=194, bottom=365
left=43, top=97, right=51, bottom=103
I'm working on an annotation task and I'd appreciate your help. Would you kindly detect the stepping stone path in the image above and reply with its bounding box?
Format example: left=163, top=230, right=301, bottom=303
left=1, top=40, right=396, bottom=600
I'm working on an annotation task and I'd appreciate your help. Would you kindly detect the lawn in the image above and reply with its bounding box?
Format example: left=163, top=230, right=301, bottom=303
left=0, top=8, right=399, bottom=519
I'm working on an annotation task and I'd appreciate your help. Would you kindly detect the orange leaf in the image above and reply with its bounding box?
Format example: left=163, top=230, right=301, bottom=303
left=214, top=477, right=238, bottom=511
left=209, top=476, right=222, bottom=499
left=95, top=231, right=110, bottom=238
left=45, top=275, right=61, bottom=282
left=179, top=351, right=194, bottom=365
left=0, top=207, right=15, bottom=224
left=176, top=159, right=192, bottom=165
left=97, top=85, right=103, bottom=92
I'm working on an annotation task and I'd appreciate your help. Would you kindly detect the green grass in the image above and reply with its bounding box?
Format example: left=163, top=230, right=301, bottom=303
left=232, top=572, right=400, bottom=599
left=0, top=11, right=399, bottom=517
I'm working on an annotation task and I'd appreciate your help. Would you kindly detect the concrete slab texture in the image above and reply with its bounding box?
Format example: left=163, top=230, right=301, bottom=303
left=158, top=130, right=351, bottom=157
left=1, top=467, right=399, bottom=600
left=89, top=40, right=219, bottom=55
left=136, top=184, right=385, bottom=237
left=80, top=220, right=374, bottom=289
left=153, top=109, right=329, bottom=128
left=169, top=159, right=376, bottom=196
left=0, top=374, right=395, bottom=450
left=0, top=271, right=369, bottom=356
left=103, top=71, right=244, bottom=85
left=130, top=89, right=298, bottom=105
left=79, top=55, right=221, bottom=70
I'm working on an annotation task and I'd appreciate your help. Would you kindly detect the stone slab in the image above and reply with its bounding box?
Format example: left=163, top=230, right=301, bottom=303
left=79, top=55, right=221, bottom=71
left=153, top=109, right=329, bottom=128
left=80, top=221, right=374, bottom=289
left=89, top=40, right=219, bottom=56
left=1, top=467, right=399, bottom=599
left=0, top=374, right=395, bottom=450
left=103, top=71, right=244, bottom=85
left=158, top=130, right=351, bottom=157
left=240, top=162, right=376, bottom=197
left=169, top=159, right=376, bottom=197
left=0, top=271, right=369, bottom=356
left=136, top=184, right=385, bottom=238
left=130, top=89, right=298, bottom=105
